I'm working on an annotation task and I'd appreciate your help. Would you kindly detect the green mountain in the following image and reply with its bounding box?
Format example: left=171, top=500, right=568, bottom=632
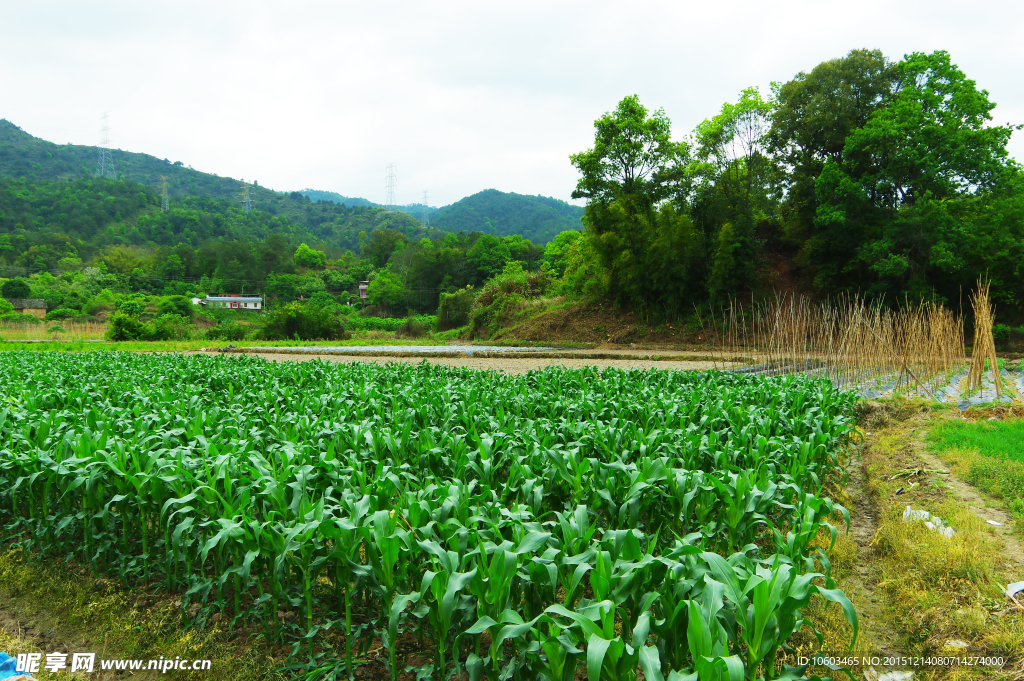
left=300, top=189, right=377, bottom=208
left=303, top=188, right=583, bottom=245
left=1, top=120, right=581, bottom=248
left=430, top=189, right=583, bottom=244
left=299, top=189, right=438, bottom=222
left=0, top=120, right=438, bottom=250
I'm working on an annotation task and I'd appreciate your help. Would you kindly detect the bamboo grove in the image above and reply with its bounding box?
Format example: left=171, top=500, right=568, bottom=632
left=0, top=353, right=859, bottom=680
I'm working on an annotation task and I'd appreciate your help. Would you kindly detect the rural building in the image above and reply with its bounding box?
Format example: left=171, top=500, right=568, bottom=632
left=358, top=281, right=369, bottom=300
left=202, top=294, right=263, bottom=311
left=5, top=298, right=47, bottom=319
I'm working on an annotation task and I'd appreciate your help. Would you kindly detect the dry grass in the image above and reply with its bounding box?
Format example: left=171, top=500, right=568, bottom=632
left=860, top=412, right=1024, bottom=679
left=704, top=292, right=1015, bottom=400
left=0, top=321, right=107, bottom=342
left=967, top=278, right=1004, bottom=397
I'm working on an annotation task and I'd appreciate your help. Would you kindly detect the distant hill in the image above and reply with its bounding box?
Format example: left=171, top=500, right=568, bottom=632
left=0, top=118, right=276, bottom=203
left=299, top=189, right=438, bottom=221
left=430, top=190, right=583, bottom=244
left=0, top=120, right=437, bottom=249
left=300, top=189, right=377, bottom=208
left=1, top=120, right=579, bottom=246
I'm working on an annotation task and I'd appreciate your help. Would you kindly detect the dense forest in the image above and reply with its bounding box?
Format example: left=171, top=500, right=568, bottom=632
left=1, top=48, right=1022, bottom=338
left=0, top=174, right=550, bottom=317
left=562, top=49, right=1024, bottom=320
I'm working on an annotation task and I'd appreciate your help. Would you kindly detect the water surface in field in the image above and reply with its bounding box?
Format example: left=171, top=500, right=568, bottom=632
left=241, top=345, right=557, bottom=355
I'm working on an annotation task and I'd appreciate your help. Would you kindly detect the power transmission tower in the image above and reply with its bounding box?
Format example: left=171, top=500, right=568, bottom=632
left=422, top=190, right=429, bottom=225
left=239, top=179, right=252, bottom=212
left=385, top=163, right=397, bottom=211
left=96, top=112, right=116, bottom=179
left=159, top=175, right=169, bottom=212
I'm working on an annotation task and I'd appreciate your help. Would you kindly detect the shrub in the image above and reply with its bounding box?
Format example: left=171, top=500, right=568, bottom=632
left=83, top=289, right=117, bottom=316
left=437, top=287, right=476, bottom=331
left=106, top=312, right=146, bottom=341
left=294, top=243, right=328, bottom=269
left=0, top=299, right=12, bottom=315
left=0, top=313, right=41, bottom=325
left=147, top=314, right=192, bottom=341
left=1, top=278, right=31, bottom=299
left=117, top=300, right=146, bottom=318
left=395, top=316, right=428, bottom=338
left=48, top=325, right=65, bottom=334
left=254, top=302, right=350, bottom=341
left=205, top=323, right=249, bottom=341
left=468, top=264, right=553, bottom=339
left=476, top=262, right=551, bottom=308
left=308, top=291, right=337, bottom=310
left=158, top=295, right=194, bottom=319
left=992, top=323, right=1012, bottom=350
left=46, top=308, right=87, bottom=321
left=345, top=315, right=437, bottom=333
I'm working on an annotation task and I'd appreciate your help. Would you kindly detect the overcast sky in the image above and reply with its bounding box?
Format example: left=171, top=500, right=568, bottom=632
left=2, top=1, right=1022, bottom=207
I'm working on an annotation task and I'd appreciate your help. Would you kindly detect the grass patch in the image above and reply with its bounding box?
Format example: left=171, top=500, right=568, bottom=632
left=859, top=410, right=1024, bottom=676
left=928, top=418, right=1024, bottom=524
left=930, top=419, right=1024, bottom=462
left=0, top=550, right=281, bottom=680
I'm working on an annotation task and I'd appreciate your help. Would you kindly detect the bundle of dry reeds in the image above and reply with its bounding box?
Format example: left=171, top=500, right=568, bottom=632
left=708, top=293, right=968, bottom=397
left=966, top=278, right=1001, bottom=398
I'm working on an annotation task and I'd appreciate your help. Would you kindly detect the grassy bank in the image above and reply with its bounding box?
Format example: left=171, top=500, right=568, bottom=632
left=859, top=402, right=1024, bottom=679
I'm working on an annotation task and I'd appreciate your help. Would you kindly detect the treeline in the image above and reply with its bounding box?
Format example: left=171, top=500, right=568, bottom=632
left=0, top=172, right=556, bottom=321
left=564, top=49, right=1024, bottom=319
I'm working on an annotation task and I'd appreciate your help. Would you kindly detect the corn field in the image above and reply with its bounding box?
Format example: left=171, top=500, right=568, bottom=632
left=0, top=353, right=859, bottom=680
left=707, top=292, right=1008, bottom=402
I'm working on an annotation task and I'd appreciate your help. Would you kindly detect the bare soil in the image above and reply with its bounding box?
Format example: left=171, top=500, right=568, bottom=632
left=211, top=351, right=728, bottom=374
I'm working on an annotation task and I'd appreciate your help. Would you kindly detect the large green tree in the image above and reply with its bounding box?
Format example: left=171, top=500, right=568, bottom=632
left=813, top=51, right=1019, bottom=298
left=570, top=95, right=696, bottom=314
left=690, top=87, right=779, bottom=299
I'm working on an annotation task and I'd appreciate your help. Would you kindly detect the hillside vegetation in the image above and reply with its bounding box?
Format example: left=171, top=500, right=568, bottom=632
left=302, top=188, right=583, bottom=245
left=0, top=120, right=434, bottom=248
left=430, top=189, right=583, bottom=244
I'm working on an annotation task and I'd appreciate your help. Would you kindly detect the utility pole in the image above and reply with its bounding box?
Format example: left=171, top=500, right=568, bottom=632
left=422, top=190, right=429, bottom=225
left=96, top=112, right=116, bottom=179
left=385, top=163, right=397, bottom=211
left=159, top=175, right=169, bottom=212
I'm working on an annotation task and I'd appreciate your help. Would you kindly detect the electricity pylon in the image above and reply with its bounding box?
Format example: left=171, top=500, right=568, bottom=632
left=96, top=112, right=116, bottom=179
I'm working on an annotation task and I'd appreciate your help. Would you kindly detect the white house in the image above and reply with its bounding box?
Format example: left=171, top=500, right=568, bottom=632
left=203, top=295, right=263, bottom=310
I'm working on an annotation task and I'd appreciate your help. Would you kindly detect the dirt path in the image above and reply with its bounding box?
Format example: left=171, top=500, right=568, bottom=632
left=842, top=450, right=909, bottom=660
left=195, top=351, right=730, bottom=374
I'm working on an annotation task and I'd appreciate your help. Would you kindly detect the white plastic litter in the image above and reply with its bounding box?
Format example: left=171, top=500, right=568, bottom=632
left=902, top=506, right=955, bottom=538
left=865, top=668, right=914, bottom=681
left=903, top=506, right=930, bottom=522
left=1005, top=581, right=1024, bottom=597
left=986, top=519, right=1004, bottom=526
left=944, top=639, right=970, bottom=650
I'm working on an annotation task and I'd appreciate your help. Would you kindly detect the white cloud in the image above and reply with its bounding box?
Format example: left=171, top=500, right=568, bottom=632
left=2, top=0, right=1021, bottom=206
